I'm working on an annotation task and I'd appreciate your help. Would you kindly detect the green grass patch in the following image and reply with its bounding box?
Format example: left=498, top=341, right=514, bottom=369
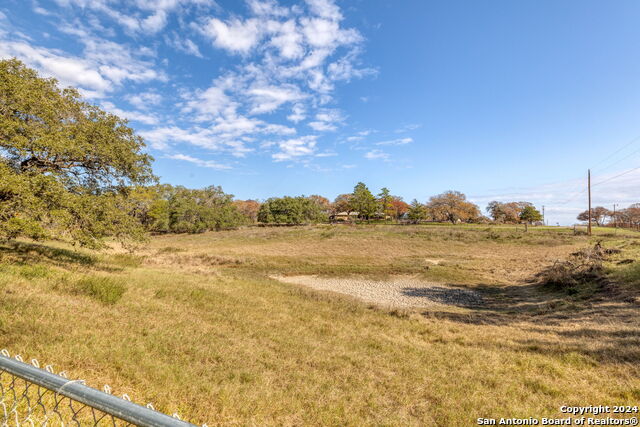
left=17, top=264, right=50, bottom=279
left=75, top=276, right=126, bottom=304
left=108, top=254, right=144, bottom=268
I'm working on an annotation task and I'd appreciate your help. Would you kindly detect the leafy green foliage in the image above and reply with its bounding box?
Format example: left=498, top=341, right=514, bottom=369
left=351, top=182, right=377, bottom=219
left=130, top=184, right=245, bottom=234
left=0, top=59, right=154, bottom=247
left=407, top=199, right=428, bottom=223
left=520, top=205, right=543, bottom=224
left=258, top=196, right=327, bottom=224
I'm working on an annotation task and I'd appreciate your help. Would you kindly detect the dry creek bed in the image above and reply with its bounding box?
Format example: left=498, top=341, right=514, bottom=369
left=273, top=275, right=483, bottom=308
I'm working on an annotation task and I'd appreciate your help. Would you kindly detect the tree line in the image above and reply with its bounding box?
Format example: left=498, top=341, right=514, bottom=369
left=0, top=59, right=550, bottom=248
left=576, top=204, right=640, bottom=229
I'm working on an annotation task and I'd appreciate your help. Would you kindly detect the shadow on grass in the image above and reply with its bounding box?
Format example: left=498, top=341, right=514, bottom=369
left=0, top=241, right=97, bottom=267
left=412, top=279, right=640, bottom=365
left=401, top=286, right=483, bottom=307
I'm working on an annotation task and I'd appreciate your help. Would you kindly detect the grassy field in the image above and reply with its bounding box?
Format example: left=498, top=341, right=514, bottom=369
left=0, top=224, right=639, bottom=425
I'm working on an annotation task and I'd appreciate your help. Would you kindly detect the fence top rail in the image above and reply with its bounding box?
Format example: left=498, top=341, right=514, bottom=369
left=0, top=353, right=196, bottom=427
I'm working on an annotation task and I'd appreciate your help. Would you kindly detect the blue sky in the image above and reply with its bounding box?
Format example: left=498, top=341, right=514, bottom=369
left=1, top=0, right=640, bottom=224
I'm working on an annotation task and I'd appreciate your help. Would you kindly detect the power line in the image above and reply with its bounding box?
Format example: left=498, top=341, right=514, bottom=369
left=592, top=165, right=640, bottom=188
left=592, top=144, right=640, bottom=174
left=590, top=134, right=640, bottom=172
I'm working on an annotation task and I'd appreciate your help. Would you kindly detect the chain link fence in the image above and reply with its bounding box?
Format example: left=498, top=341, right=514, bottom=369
left=0, top=349, right=205, bottom=426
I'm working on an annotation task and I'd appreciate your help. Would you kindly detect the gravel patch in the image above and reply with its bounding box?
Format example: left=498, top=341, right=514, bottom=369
left=274, top=275, right=483, bottom=308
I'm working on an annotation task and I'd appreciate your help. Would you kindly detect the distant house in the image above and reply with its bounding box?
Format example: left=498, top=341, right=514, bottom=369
left=330, top=211, right=359, bottom=222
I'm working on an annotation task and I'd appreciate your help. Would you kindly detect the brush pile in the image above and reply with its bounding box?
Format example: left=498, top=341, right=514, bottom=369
left=534, top=242, right=615, bottom=291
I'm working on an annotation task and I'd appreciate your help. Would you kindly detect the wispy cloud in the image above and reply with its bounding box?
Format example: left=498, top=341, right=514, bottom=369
left=364, top=149, right=389, bottom=160
left=166, top=153, right=232, bottom=170
left=375, top=137, right=413, bottom=146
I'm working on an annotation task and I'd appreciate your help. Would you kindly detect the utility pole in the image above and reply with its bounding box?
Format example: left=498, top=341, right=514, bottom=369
left=542, top=205, right=545, bottom=226
left=587, top=169, right=592, bottom=236
left=613, top=203, right=617, bottom=230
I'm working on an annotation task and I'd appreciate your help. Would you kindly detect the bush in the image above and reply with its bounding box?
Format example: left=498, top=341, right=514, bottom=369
left=76, top=276, right=126, bottom=304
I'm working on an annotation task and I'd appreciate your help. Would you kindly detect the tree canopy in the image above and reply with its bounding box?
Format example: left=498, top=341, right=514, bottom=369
left=257, top=196, right=327, bottom=224
left=427, top=191, right=480, bottom=224
left=519, top=205, right=543, bottom=224
left=577, top=206, right=610, bottom=227
left=0, top=58, right=154, bottom=247
left=351, top=182, right=377, bottom=219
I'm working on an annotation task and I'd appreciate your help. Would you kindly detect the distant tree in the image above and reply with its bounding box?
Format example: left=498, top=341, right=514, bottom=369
left=234, top=200, right=261, bottom=223
left=427, top=191, right=480, bottom=224
left=0, top=58, right=154, bottom=247
left=519, top=205, right=542, bottom=228
left=351, top=182, right=377, bottom=220
left=308, top=195, right=331, bottom=213
left=407, top=199, right=428, bottom=223
left=257, top=196, right=327, bottom=224
left=390, top=197, right=410, bottom=221
left=377, top=187, right=393, bottom=219
left=576, top=206, right=610, bottom=227
left=333, top=194, right=353, bottom=214
left=486, top=201, right=539, bottom=224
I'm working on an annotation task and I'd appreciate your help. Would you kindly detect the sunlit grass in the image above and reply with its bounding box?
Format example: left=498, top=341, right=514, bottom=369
left=0, top=225, right=638, bottom=425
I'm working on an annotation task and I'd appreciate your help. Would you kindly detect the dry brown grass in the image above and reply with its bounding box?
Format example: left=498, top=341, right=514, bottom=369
left=0, top=225, right=638, bottom=426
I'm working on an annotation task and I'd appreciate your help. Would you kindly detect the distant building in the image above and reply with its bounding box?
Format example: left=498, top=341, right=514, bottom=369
left=330, top=212, right=359, bottom=222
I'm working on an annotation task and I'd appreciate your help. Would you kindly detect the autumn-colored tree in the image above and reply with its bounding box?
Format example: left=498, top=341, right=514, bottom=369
left=486, top=201, right=533, bottom=223
left=390, top=197, right=410, bottom=221
left=351, top=182, right=377, bottom=220
left=427, top=191, right=480, bottom=224
left=576, top=206, right=610, bottom=227
left=234, top=200, right=261, bottom=223
left=333, top=194, right=353, bottom=214
left=0, top=58, right=154, bottom=247
left=308, top=195, right=331, bottom=213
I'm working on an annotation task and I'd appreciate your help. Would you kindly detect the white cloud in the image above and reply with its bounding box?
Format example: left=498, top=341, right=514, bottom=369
left=375, top=137, right=413, bottom=146
left=0, top=40, right=111, bottom=95
left=19, top=0, right=375, bottom=166
left=0, top=24, right=165, bottom=98
left=141, top=10, right=168, bottom=33
left=126, top=91, right=162, bottom=110
left=53, top=0, right=211, bottom=34
left=272, top=135, right=318, bottom=161
left=167, top=153, right=232, bottom=170
left=304, top=0, right=342, bottom=21
left=308, top=109, right=342, bottom=131
left=364, top=149, right=389, bottom=160
left=203, top=18, right=262, bottom=53
left=140, top=126, right=217, bottom=150
left=166, top=34, right=204, bottom=58
left=249, top=84, right=306, bottom=114
left=182, top=85, right=237, bottom=122
left=248, top=0, right=289, bottom=17
left=395, top=123, right=422, bottom=133
left=287, top=103, right=306, bottom=122
left=267, top=19, right=304, bottom=59
left=102, top=101, right=159, bottom=125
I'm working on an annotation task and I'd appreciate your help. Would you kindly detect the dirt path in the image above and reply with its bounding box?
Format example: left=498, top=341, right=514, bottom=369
left=274, top=275, right=482, bottom=308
